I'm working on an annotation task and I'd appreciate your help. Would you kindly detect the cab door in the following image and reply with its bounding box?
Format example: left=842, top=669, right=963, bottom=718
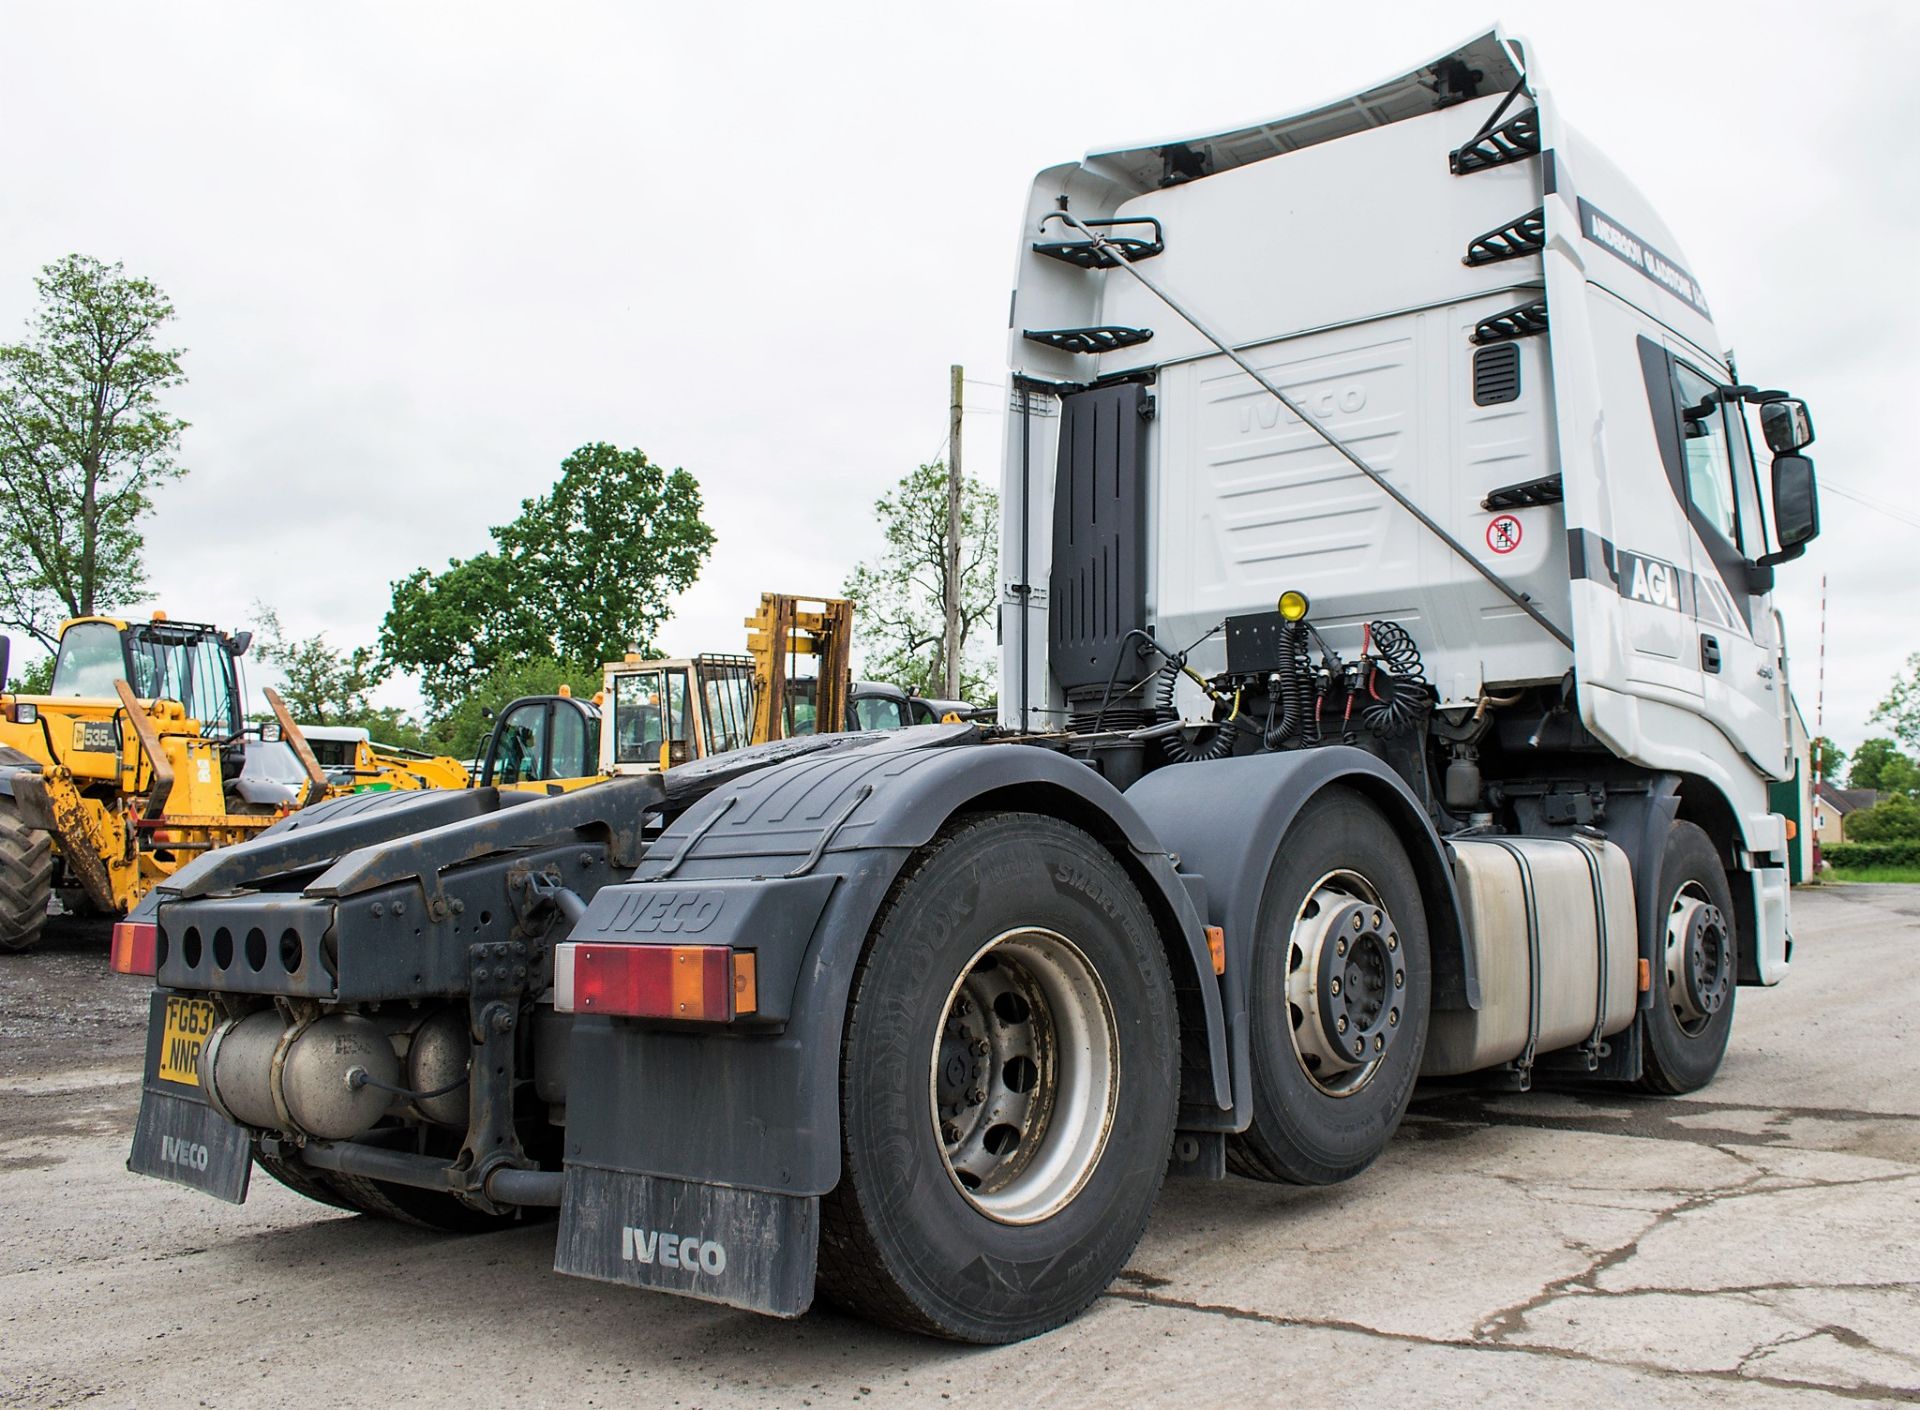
left=1665, top=356, right=1789, bottom=777
left=484, top=700, right=550, bottom=787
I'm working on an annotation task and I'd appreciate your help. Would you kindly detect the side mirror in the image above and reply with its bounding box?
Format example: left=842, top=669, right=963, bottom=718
left=1759, top=453, right=1820, bottom=565
left=1759, top=398, right=1815, bottom=454
left=227, top=630, right=254, bottom=657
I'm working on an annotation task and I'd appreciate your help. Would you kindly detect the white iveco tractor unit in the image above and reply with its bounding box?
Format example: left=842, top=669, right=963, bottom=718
left=122, top=29, right=1818, bottom=1345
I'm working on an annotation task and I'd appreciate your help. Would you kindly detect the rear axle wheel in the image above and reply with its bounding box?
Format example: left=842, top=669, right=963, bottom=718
left=818, top=812, right=1178, bottom=1343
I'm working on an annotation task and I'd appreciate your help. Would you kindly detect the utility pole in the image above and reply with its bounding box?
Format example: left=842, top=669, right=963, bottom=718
left=944, top=364, right=964, bottom=699
left=1812, top=573, right=1827, bottom=875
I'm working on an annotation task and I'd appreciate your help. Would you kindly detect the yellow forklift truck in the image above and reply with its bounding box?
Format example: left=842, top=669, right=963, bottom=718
left=596, top=593, right=855, bottom=775
left=0, top=614, right=326, bottom=952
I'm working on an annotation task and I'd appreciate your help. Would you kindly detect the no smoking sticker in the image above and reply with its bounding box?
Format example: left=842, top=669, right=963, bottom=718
left=1486, top=514, right=1522, bottom=554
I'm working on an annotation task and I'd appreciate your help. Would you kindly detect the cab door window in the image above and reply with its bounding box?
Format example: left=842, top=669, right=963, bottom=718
left=490, top=702, right=549, bottom=784
left=549, top=702, right=591, bottom=779
left=852, top=695, right=908, bottom=731
left=1673, top=363, right=1742, bottom=552
left=613, top=671, right=665, bottom=765
left=661, top=669, right=695, bottom=764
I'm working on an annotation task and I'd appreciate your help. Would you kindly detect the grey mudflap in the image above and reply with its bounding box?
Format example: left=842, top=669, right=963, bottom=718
left=128, top=1088, right=252, bottom=1204
left=555, top=1163, right=817, bottom=1317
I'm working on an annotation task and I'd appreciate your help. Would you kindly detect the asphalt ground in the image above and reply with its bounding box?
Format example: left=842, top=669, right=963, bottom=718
left=2, top=884, right=1916, bottom=1408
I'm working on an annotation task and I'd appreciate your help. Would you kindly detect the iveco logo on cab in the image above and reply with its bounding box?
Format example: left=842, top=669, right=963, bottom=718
left=160, top=1135, right=210, bottom=1171
left=621, top=1225, right=727, bottom=1275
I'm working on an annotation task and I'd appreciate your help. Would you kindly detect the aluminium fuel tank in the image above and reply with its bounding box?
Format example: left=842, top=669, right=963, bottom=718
left=1423, top=834, right=1639, bottom=1078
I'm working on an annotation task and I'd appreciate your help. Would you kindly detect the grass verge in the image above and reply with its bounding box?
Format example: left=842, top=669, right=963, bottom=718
left=1824, top=866, right=1920, bottom=884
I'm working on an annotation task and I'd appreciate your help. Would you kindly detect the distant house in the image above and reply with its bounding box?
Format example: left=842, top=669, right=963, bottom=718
left=1814, top=783, right=1879, bottom=846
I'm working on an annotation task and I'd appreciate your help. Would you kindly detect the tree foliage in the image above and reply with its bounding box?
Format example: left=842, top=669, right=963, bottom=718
left=6, top=656, right=55, bottom=695
left=1869, top=652, right=1920, bottom=754
left=252, top=602, right=434, bottom=752
left=1845, top=791, right=1920, bottom=842
left=381, top=444, right=714, bottom=712
left=0, top=255, right=187, bottom=647
left=842, top=461, right=998, bottom=702
left=253, top=603, right=379, bottom=724
left=1809, top=735, right=1845, bottom=784
left=1848, top=737, right=1918, bottom=795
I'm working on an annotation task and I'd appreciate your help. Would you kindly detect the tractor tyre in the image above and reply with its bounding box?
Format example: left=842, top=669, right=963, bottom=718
left=0, top=797, right=54, bottom=953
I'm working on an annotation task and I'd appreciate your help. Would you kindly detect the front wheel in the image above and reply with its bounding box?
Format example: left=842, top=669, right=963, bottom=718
left=1637, top=821, right=1737, bottom=1094
left=817, top=812, right=1179, bottom=1343
left=0, top=798, right=54, bottom=953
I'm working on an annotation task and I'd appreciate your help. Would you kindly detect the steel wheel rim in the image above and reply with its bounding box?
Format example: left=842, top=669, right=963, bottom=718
left=1284, top=869, right=1406, bottom=1096
left=1665, top=881, right=1731, bottom=1037
left=928, top=927, right=1118, bottom=1225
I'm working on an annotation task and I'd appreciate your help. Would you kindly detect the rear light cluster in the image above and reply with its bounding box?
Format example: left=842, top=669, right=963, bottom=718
left=110, top=921, right=159, bottom=977
left=554, top=943, right=757, bottom=1022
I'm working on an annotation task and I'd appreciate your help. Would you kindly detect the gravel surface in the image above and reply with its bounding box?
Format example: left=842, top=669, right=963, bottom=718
left=2, top=886, right=1916, bottom=1407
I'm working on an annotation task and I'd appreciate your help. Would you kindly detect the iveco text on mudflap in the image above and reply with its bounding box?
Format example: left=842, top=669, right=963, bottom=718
left=123, top=27, right=1820, bottom=1343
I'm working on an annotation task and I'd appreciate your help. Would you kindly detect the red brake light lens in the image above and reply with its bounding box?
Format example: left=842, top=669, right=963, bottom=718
left=110, top=921, right=160, bottom=976
left=555, top=943, right=738, bottom=1021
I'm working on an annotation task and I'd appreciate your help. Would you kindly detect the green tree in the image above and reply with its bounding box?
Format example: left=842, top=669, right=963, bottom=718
left=253, top=602, right=380, bottom=724
left=426, top=655, right=600, bottom=761
left=381, top=444, right=714, bottom=712
left=1809, top=735, right=1846, bottom=784
left=251, top=602, right=434, bottom=751
left=1869, top=653, right=1920, bottom=753
left=1845, top=791, right=1920, bottom=841
left=0, top=256, right=187, bottom=647
left=842, top=461, right=998, bottom=702
left=5, top=655, right=55, bottom=695
left=1848, top=738, right=1916, bottom=794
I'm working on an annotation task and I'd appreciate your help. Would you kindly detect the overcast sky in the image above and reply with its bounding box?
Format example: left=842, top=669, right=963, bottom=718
left=2, top=1, right=1915, bottom=756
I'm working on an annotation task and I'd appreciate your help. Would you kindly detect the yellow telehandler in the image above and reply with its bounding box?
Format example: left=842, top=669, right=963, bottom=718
left=0, top=614, right=327, bottom=952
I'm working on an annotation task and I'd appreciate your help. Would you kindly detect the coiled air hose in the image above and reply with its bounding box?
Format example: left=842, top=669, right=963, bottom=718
left=1263, top=622, right=1311, bottom=750
left=1155, top=662, right=1242, bottom=763
left=1361, top=619, right=1429, bottom=735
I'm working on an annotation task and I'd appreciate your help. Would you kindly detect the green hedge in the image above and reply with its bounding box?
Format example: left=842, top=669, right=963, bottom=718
left=1823, top=839, right=1920, bottom=870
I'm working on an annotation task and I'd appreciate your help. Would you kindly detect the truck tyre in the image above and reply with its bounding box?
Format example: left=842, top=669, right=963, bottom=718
left=0, top=798, right=54, bottom=953
left=817, top=812, right=1179, bottom=1343
left=311, top=1171, right=526, bottom=1233
left=1637, top=821, right=1737, bottom=1095
left=251, top=1145, right=361, bottom=1213
left=1228, top=787, right=1431, bottom=1186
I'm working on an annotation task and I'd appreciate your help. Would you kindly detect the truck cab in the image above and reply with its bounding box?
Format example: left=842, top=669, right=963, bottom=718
left=998, top=26, right=1812, bottom=984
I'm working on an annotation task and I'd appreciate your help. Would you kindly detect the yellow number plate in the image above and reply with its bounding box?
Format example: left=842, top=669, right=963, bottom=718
left=158, top=997, right=216, bottom=1086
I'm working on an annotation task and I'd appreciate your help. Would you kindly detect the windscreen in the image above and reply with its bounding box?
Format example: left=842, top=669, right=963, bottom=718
left=125, top=624, right=240, bottom=736
left=49, top=622, right=127, bottom=698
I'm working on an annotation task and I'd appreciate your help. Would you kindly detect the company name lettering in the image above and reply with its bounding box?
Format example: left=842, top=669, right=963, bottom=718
left=1578, top=198, right=1711, bottom=318
left=621, top=1225, right=728, bottom=1275
left=603, top=890, right=722, bottom=936
left=160, top=1135, right=211, bottom=1172
left=1623, top=552, right=1684, bottom=612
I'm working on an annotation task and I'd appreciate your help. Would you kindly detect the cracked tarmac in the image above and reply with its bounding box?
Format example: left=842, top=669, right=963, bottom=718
left=1, top=884, right=1916, bottom=1408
